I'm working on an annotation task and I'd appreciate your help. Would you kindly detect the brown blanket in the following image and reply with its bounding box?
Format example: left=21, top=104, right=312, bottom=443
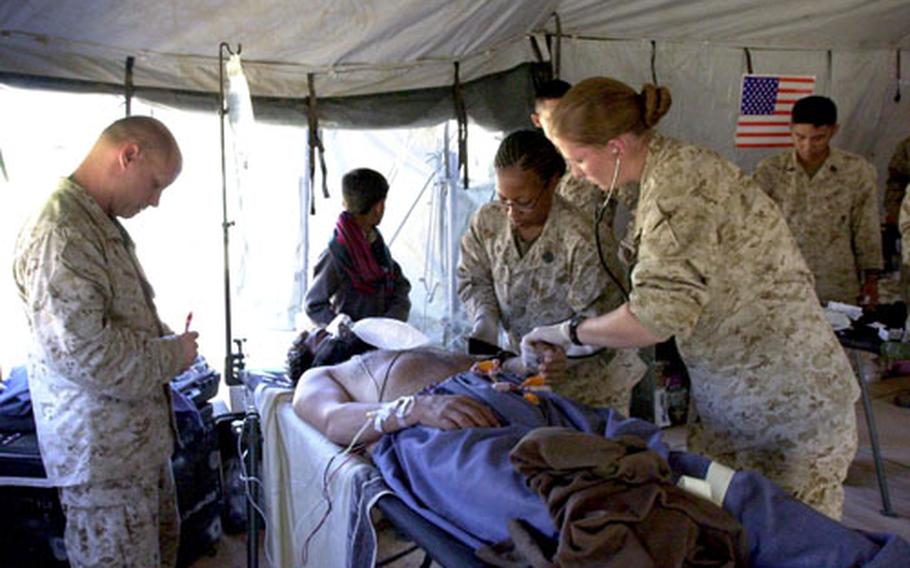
left=507, top=427, right=749, bottom=568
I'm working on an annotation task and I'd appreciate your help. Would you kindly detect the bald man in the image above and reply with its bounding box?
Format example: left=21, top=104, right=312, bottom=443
left=14, top=116, right=199, bottom=568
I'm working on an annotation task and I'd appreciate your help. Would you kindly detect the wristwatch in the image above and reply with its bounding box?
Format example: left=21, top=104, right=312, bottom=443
left=568, top=314, right=587, bottom=346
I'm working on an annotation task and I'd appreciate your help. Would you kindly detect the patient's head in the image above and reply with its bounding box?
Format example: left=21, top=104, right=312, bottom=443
left=286, top=328, right=375, bottom=382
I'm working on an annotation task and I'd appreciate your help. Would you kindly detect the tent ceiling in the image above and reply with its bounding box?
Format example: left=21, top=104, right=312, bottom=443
left=1, top=0, right=908, bottom=99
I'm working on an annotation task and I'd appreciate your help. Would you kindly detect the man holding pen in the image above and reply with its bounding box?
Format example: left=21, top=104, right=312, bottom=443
left=14, top=116, right=199, bottom=568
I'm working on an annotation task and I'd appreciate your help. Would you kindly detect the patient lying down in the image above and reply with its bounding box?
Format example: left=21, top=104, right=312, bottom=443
left=290, top=334, right=908, bottom=567
left=291, top=332, right=566, bottom=446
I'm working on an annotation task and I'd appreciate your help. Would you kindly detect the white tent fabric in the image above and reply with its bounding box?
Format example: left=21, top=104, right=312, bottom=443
left=2, top=1, right=908, bottom=167
left=2, top=0, right=910, bottom=368
left=558, top=37, right=909, bottom=173
left=1, top=0, right=908, bottom=97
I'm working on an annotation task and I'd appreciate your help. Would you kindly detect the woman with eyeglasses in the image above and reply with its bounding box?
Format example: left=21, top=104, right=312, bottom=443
left=520, top=77, right=859, bottom=520
left=456, top=129, right=645, bottom=414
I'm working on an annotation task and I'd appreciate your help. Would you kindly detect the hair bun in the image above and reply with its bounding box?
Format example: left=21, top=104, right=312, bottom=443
left=640, top=84, right=672, bottom=128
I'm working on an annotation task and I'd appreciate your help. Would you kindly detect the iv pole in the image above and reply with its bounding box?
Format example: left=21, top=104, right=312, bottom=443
left=218, top=42, right=262, bottom=568
left=218, top=42, right=243, bottom=388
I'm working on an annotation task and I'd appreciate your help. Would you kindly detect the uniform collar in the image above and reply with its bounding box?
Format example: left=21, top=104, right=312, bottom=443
left=637, top=131, right=669, bottom=199
left=58, top=177, right=132, bottom=245
left=787, top=146, right=843, bottom=177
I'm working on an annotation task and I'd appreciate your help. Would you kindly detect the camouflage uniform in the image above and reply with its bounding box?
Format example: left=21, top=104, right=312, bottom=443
left=898, top=187, right=910, bottom=303
left=14, top=178, right=184, bottom=567
left=59, top=464, right=180, bottom=568
left=457, top=194, right=643, bottom=412
left=753, top=148, right=882, bottom=304
left=884, top=136, right=910, bottom=224
left=627, top=134, right=859, bottom=519
left=556, top=173, right=629, bottom=295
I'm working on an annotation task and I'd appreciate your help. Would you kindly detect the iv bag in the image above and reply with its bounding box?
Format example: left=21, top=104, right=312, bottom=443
left=225, top=53, right=255, bottom=170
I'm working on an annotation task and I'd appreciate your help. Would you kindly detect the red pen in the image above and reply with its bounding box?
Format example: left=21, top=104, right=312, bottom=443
left=184, top=311, right=193, bottom=333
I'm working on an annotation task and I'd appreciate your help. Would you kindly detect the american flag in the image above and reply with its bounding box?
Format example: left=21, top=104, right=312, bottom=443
left=734, top=74, right=815, bottom=148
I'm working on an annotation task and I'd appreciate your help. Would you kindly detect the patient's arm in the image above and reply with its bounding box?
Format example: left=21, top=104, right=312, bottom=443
left=292, top=363, right=500, bottom=446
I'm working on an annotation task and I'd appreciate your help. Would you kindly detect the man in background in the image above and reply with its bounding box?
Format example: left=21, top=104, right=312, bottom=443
left=883, top=135, right=910, bottom=229
left=14, top=116, right=199, bottom=567
left=753, top=95, right=882, bottom=306
left=883, top=135, right=910, bottom=270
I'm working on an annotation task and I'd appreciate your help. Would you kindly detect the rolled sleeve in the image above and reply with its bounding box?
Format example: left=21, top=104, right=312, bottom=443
left=456, top=215, right=501, bottom=322
left=627, top=197, right=713, bottom=341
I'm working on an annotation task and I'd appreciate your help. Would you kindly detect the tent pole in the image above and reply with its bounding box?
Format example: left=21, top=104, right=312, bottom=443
left=444, top=121, right=457, bottom=346
left=218, top=42, right=242, bottom=387
left=220, top=41, right=263, bottom=568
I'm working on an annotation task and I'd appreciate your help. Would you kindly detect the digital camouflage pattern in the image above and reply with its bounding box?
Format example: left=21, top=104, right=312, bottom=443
left=556, top=172, right=630, bottom=295
left=753, top=147, right=882, bottom=304
left=884, top=136, right=910, bottom=224
left=13, top=177, right=184, bottom=487
left=898, top=188, right=910, bottom=303
left=628, top=133, right=859, bottom=519
left=59, top=464, right=179, bottom=568
left=457, top=194, right=642, bottom=412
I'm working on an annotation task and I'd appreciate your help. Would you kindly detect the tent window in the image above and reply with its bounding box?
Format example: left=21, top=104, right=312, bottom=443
left=0, top=84, right=503, bottom=374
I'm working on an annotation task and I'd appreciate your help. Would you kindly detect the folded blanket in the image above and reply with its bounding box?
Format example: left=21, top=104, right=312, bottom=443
left=510, top=427, right=748, bottom=567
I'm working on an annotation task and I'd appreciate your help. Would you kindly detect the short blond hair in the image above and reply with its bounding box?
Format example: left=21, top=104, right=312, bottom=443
left=101, top=116, right=179, bottom=163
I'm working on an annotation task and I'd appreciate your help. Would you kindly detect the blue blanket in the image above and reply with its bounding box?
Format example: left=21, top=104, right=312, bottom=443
left=372, top=371, right=910, bottom=567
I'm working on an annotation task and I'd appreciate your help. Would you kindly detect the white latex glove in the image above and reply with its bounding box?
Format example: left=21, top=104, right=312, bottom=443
left=470, top=311, right=501, bottom=346
left=520, top=321, right=572, bottom=368
left=326, top=312, right=354, bottom=337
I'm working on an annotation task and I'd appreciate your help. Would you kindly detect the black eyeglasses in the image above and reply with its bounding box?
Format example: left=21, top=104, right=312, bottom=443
left=495, top=182, right=546, bottom=213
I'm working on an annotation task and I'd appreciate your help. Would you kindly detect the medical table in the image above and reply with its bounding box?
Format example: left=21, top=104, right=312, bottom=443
left=834, top=304, right=906, bottom=518
left=243, top=370, right=491, bottom=568
left=247, top=365, right=909, bottom=568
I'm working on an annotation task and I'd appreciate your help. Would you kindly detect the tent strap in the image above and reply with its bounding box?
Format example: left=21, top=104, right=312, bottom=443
left=529, top=35, right=545, bottom=64
left=307, top=73, right=330, bottom=214
left=896, top=49, right=902, bottom=103
left=650, top=40, right=659, bottom=85
left=551, top=12, right=562, bottom=78
left=453, top=62, right=468, bottom=189
left=124, top=56, right=135, bottom=117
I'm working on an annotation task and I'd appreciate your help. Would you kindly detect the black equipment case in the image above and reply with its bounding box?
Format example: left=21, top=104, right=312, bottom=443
left=0, top=358, right=224, bottom=567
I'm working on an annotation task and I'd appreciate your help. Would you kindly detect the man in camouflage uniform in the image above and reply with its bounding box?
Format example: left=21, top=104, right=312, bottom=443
left=457, top=130, right=644, bottom=413
left=753, top=95, right=883, bottom=306
left=883, top=135, right=910, bottom=227
left=883, top=136, right=910, bottom=271
left=529, top=77, right=858, bottom=519
left=898, top=184, right=910, bottom=307
left=14, top=116, right=199, bottom=567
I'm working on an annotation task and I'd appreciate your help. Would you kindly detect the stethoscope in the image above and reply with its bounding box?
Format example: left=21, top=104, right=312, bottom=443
left=594, top=154, right=631, bottom=301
